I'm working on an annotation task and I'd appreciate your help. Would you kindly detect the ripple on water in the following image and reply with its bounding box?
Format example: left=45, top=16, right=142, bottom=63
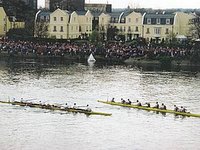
left=0, top=64, right=200, bottom=150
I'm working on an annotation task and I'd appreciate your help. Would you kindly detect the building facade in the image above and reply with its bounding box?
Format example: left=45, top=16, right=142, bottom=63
left=142, top=12, right=195, bottom=42
left=36, top=8, right=194, bottom=41
left=0, top=7, right=25, bottom=37
left=48, top=8, right=92, bottom=39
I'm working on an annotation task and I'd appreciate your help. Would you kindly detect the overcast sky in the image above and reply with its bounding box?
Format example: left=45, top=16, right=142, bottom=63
left=38, top=0, right=200, bottom=9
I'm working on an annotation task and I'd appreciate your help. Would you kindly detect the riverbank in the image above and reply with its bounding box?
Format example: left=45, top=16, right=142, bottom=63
left=0, top=52, right=125, bottom=65
left=125, top=57, right=200, bottom=71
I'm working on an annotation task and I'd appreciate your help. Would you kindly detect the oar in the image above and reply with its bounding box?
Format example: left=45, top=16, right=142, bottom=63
left=77, top=105, right=88, bottom=108
left=24, top=98, right=37, bottom=102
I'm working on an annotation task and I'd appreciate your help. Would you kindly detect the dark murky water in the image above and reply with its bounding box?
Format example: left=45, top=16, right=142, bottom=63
left=0, top=62, right=200, bottom=150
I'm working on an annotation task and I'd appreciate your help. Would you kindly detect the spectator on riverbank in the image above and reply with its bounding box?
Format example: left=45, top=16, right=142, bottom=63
left=0, top=39, right=195, bottom=61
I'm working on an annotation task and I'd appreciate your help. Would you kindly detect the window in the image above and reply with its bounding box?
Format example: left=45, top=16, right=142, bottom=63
left=147, top=18, right=151, bottom=24
left=128, top=18, right=131, bottom=23
left=54, top=17, right=56, bottom=21
left=124, top=27, right=126, bottom=32
left=74, top=17, right=76, bottom=22
left=166, top=19, right=170, bottom=24
left=136, top=18, right=139, bottom=23
left=102, top=18, right=104, bottom=22
left=128, top=26, right=131, bottom=32
left=101, top=26, right=105, bottom=31
left=154, top=27, right=161, bottom=34
left=71, top=26, right=73, bottom=31
left=4, top=24, right=6, bottom=32
left=146, top=28, right=150, bottom=34
left=121, top=18, right=125, bottom=23
left=165, top=28, right=169, bottom=34
left=156, top=18, right=160, bottom=24
left=60, top=26, right=63, bottom=32
left=135, top=26, right=139, bottom=32
left=120, top=26, right=123, bottom=32
left=53, top=26, right=56, bottom=32
left=61, top=17, right=63, bottom=21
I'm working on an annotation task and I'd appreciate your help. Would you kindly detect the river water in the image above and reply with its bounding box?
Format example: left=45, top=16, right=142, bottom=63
left=0, top=62, right=200, bottom=150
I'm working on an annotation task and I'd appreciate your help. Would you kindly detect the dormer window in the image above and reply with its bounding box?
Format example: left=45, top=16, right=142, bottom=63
left=156, top=18, right=160, bottom=24
left=147, top=18, right=151, bottom=24
left=166, top=19, right=170, bottom=25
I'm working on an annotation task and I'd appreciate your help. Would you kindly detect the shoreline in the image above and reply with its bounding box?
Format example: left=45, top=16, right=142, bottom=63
left=124, top=57, right=200, bottom=71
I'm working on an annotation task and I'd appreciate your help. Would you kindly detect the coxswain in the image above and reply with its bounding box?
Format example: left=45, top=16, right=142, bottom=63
left=111, top=98, right=115, bottom=102
left=86, top=104, right=92, bottom=112
left=136, top=100, right=142, bottom=106
left=153, top=102, right=159, bottom=109
left=174, top=105, right=179, bottom=112
left=121, top=98, right=126, bottom=104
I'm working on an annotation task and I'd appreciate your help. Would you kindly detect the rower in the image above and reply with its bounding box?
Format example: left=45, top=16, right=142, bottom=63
left=153, top=102, right=159, bottom=109
left=160, top=103, right=166, bottom=110
left=145, top=102, right=150, bottom=107
left=20, top=98, right=28, bottom=106
left=174, top=105, right=179, bottom=112
left=61, top=103, right=69, bottom=110
left=121, top=98, right=126, bottom=104
left=111, top=98, right=115, bottom=102
left=179, top=106, right=187, bottom=113
left=86, top=104, right=92, bottom=112
left=126, top=99, right=131, bottom=105
left=136, top=100, right=142, bottom=106
left=12, top=98, right=16, bottom=102
left=21, top=98, right=24, bottom=103
left=73, top=103, right=78, bottom=109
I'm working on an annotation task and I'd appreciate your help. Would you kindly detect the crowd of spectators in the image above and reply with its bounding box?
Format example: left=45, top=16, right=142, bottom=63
left=0, top=39, right=197, bottom=61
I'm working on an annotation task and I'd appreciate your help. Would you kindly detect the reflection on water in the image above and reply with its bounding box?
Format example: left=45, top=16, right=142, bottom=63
left=0, top=62, right=200, bottom=150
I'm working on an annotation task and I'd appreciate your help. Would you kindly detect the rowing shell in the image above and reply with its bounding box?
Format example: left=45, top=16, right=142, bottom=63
left=0, top=101, right=112, bottom=116
left=98, top=100, right=200, bottom=118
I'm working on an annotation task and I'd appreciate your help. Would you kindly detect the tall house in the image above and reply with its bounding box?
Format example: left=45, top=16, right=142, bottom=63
left=143, top=12, right=175, bottom=42
left=46, top=0, right=85, bottom=11
left=0, top=7, right=25, bottom=37
left=49, top=8, right=93, bottom=39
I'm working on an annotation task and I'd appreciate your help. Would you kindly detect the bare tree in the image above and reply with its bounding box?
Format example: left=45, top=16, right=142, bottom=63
left=189, top=14, right=200, bottom=39
left=34, top=21, right=49, bottom=38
